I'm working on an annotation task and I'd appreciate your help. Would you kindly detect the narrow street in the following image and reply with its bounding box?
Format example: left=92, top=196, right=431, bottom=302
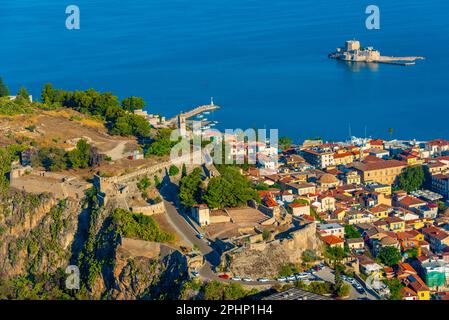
left=314, top=268, right=378, bottom=300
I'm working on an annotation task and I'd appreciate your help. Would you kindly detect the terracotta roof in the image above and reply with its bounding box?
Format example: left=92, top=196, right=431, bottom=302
left=289, top=202, right=308, bottom=208
left=421, top=226, right=449, bottom=241
left=353, top=159, right=406, bottom=172
left=321, top=235, right=344, bottom=245
left=318, top=173, right=338, bottom=184
left=264, top=197, right=278, bottom=208
left=369, top=139, right=384, bottom=146
left=399, top=196, right=426, bottom=207
left=369, top=204, right=391, bottom=214
left=426, top=139, right=449, bottom=147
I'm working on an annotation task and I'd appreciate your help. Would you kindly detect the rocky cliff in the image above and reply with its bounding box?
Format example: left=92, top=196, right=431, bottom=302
left=0, top=190, right=190, bottom=300
left=228, top=223, right=322, bottom=278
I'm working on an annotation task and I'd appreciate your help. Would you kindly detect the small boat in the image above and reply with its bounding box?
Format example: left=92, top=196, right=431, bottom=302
left=197, top=114, right=204, bottom=119
left=203, top=111, right=210, bottom=115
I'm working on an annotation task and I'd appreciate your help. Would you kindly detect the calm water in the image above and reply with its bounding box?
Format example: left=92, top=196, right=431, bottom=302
left=1, top=0, right=448, bottom=142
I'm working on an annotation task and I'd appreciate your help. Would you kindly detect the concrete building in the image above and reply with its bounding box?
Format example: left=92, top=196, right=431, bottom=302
left=302, top=148, right=334, bottom=169
left=352, top=159, right=407, bottom=185
left=191, top=204, right=210, bottom=226
left=317, top=223, right=345, bottom=238
left=425, top=139, right=449, bottom=156
left=431, top=174, right=449, bottom=199
left=288, top=202, right=310, bottom=217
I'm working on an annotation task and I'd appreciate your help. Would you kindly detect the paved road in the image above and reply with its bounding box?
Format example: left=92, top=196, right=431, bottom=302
left=160, top=183, right=219, bottom=265
left=160, top=181, right=277, bottom=286
left=160, top=181, right=379, bottom=293
left=314, top=268, right=378, bottom=300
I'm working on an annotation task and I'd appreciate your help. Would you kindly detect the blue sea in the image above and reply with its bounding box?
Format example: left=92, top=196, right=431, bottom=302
left=1, top=0, right=448, bottom=142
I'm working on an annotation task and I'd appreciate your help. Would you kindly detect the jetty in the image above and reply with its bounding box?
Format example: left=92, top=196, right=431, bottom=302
left=167, top=97, right=220, bottom=126
left=329, top=40, right=425, bottom=66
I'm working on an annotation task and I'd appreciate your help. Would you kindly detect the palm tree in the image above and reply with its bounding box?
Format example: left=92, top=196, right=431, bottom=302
left=388, top=128, right=393, bottom=140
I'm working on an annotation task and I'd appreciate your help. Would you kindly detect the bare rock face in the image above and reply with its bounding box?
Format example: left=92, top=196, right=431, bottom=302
left=228, top=223, right=322, bottom=278
left=109, top=248, right=189, bottom=300
left=0, top=192, right=82, bottom=278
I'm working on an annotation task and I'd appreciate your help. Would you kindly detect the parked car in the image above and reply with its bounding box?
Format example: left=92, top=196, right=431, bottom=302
left=355, top=285, right=365, bottom=294
left=231, top=276, right=241, bottom=281
left=287, top=275, right=296, bottom=281
left=218, top=274, right=230, bottom=280
left=258, top=278, right=269, bottom=283
left=242, top=277, right=253, bottom=282
left=277, top=277, right=287, bottom=282
left=197, top=234, right=204, bottom=239
left=296, top=273, right=309, bottom=279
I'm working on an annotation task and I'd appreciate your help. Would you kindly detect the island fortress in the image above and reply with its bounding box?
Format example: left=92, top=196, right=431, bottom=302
left=329, top=40, right=425, bottom=66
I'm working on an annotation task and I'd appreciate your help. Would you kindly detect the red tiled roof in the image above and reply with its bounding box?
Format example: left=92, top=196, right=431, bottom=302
left=354, top=159, right=406, bottom=172
left=321, top=235, right=344, bottom=245
left=399, top=196, right=426, bottom=207
left=426, top=139, right=449, bottom=147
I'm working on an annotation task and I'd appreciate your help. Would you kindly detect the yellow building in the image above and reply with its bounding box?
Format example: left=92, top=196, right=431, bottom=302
left=385, top=216, right=406, bottom=232
left=369, top=204, right=391, bottom=219
left=352, top=160, right=407, bottom=185
left=333, top=151, right=354, bottom=166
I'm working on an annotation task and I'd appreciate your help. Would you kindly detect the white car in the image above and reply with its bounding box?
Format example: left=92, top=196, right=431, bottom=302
left=191, top=271, right=199, bottom=278
left=287, top=275, right=296, bottom=281
left=296, top=273, right=309, bottom=279
left=258, top=278, right=269, bottom=283
left=231, top=276, right=241, bottom=281
left=243, top=277, right=252, bottom=282
left=277, top=277, right=287, bottom=282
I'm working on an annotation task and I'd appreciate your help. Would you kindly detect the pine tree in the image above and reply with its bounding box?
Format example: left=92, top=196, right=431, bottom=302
left=0, top=77, right=9, bottom=97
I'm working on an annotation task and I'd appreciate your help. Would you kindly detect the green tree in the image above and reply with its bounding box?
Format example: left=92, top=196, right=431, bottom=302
left=37, top=147, right=67, bottom=171
left=344, top=225, right=362, bottom=239
left=67, top=139, right=91, bottom=169
left=16, top=87, right=30, bottom=101
left=181, top=163, right=187, bottom=177
left=405, top=247, right=419, bottom=259
left=385, top=279, right=404, bottom=300
left=279, top=136, right=293, bottom=149
left=121, top=96, right=145, bottom=112
left=203, top=176, right=233, bottom=209
left=325, top=246, right=346, bottom=268
left=137, top=176, right=151, bottom=191
left=278, top=263, right=298, bottom=277
left=336, top=283, right=351, bottom=297
left=377, top=246, right=402, bottom=267
left=397, top=165, right=425, bottom=192
left=0, top=77, right=9, bottom=97
left=169, top=165, right=179, bottom=176
left=0, top=147, right=13, bottom=193
left=179, top=168, right=202, bottom=207
left=111, top=208, right=174, bottom=242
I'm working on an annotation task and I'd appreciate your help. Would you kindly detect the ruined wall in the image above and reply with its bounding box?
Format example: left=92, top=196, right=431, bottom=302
left=131, top=202, right=166, bottom=216
left=228, top=223, right=322, bottom=278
